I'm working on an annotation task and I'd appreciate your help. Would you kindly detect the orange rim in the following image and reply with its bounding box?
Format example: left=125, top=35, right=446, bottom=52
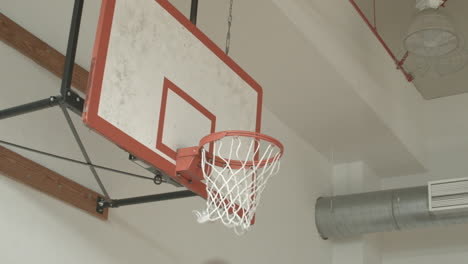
left=199, top=130, right=284, bottom=169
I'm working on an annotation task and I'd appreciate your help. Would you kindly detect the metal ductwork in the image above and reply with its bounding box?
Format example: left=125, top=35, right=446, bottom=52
left=315, top=186, right=468, bottom=239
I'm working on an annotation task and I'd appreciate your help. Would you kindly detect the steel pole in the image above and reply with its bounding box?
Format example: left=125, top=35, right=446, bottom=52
left=100, top=191, right=197, bottom=208
left=60, top=0, right=84, bottom=96
left=190, top=0, right=198, bottom=25
left=0, top=96, right=61, bottom=120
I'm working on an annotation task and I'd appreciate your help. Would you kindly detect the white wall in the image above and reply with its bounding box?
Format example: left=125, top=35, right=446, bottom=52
left=0, top=33, right=333, bottom=264
left=381, top=225, right=468, bottom=264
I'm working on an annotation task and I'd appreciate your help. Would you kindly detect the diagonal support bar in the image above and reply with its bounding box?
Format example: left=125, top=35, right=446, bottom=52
left=0, top=96, right=61, bottom=120
left=60, top=105, right=110, bottom=199
left=96, top=191, right=197, bottom=213
left=57, top=0, right=111, bottom=201
left=0, top=140, right=154, bottom=181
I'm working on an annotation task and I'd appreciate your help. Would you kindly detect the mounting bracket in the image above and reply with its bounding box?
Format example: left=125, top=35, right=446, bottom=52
left=1, top=0, right=201, bottom=211
left=0, top=0, right=85, bottom=121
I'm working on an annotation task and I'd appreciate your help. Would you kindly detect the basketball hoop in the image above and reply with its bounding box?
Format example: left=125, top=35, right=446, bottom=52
left=176, top=131, right=284, bottom=234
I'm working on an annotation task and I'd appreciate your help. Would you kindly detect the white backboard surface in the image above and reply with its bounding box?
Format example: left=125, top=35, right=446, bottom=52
left=83, top=0, right=263, bottom=190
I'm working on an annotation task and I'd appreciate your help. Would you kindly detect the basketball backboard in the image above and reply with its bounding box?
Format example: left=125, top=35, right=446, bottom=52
left=83, top=0, right=263, bottom=198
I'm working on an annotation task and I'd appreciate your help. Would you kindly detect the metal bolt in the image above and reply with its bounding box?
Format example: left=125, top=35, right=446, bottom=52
left=153, top=174, right=163, bottom=185
left=67, top=91, right=71, bottom=96
left=76, top=97, right=80, bottom=102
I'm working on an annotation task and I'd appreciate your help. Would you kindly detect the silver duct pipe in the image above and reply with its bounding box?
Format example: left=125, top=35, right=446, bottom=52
left=315, top=186, right=468, bottom=239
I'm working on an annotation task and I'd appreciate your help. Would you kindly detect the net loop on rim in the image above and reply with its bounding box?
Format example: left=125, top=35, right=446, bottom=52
left=193, top=131, right=283, bottom=235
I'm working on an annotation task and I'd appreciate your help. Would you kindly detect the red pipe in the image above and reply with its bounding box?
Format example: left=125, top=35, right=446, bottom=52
left=438, top=0, right=448, bottom=9
left=397, top=51, right=409, bottom=69
left=349, top=0, right=414, bottom=82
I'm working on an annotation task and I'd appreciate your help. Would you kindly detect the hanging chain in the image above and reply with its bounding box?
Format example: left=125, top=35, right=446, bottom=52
left=225, top=0, right=234, bottom=55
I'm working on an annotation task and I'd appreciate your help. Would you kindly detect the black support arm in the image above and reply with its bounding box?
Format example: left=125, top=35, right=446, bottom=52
left=96, top=191, right=197, bottom=213
left=0, top=96, right=61, bottom=120
left=190, top=0, right=198, bottom=25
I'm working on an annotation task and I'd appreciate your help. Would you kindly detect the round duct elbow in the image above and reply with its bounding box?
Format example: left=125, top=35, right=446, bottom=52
left=315, top=186, right=468, bottom=239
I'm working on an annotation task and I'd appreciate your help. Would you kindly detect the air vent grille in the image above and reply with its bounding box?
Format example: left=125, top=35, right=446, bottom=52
left=429, top=178, right=468, bottom=211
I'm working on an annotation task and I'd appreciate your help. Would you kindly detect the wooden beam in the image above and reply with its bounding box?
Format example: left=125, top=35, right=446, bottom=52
left=0, top=145, right=108, bottom=220
left=0, top=12, right=89, bottom=94
left=0, top=14, right=108, bottom=220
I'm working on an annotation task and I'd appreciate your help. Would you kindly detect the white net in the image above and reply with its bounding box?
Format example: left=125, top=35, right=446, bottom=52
left=193, top=132, right=282, bottom=235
